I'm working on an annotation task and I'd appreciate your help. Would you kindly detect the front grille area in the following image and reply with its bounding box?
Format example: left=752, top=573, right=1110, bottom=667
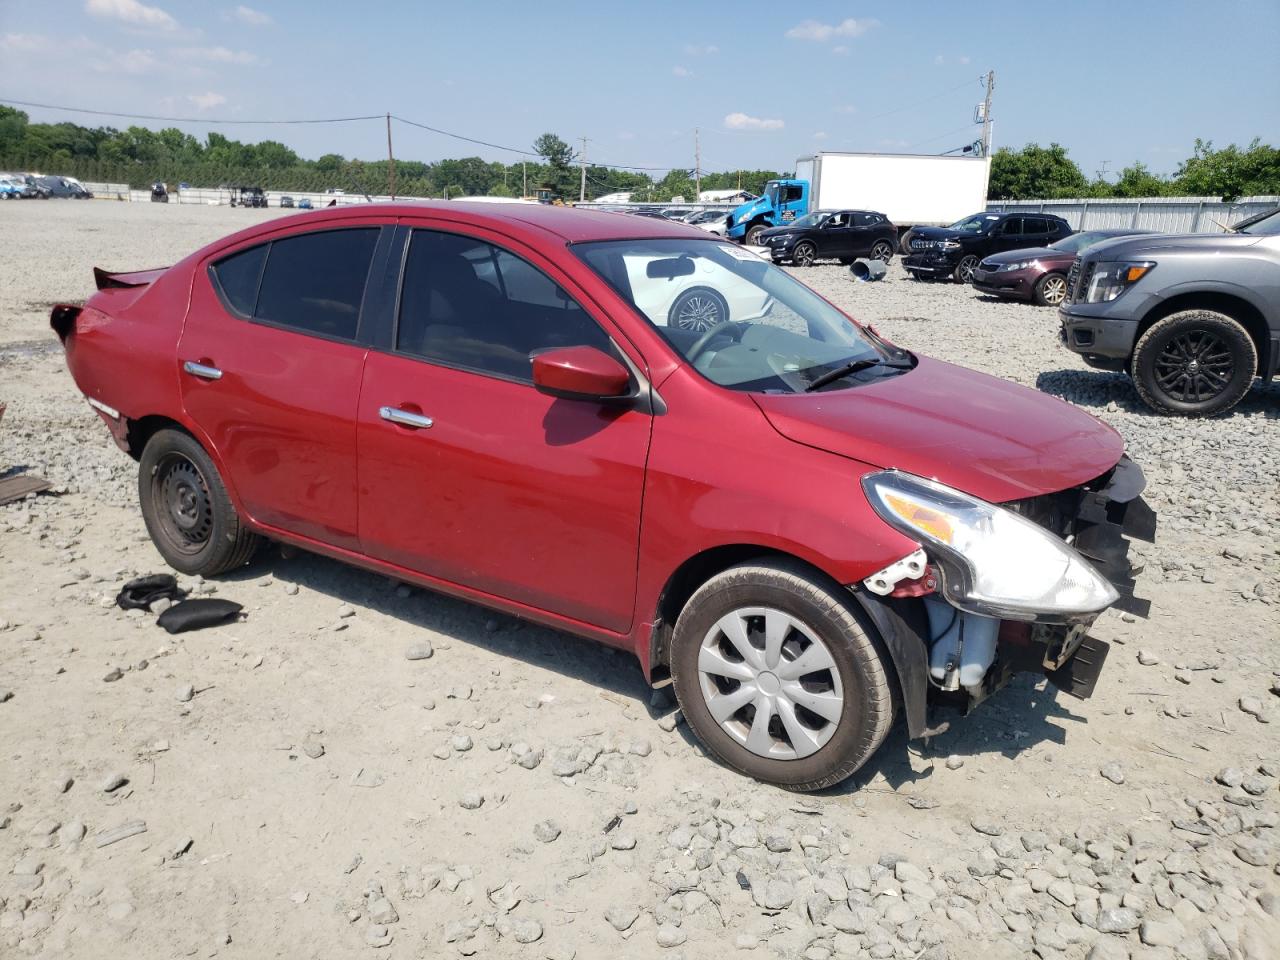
left=1066, top=258, right=1098, bottom=304
left=910, top=238, right=939, bottom=251
left=1066, top=258, right=1081, bottom=302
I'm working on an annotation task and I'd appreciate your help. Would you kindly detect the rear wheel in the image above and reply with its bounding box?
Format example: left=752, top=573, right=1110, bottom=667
left=1033, top=272, right=1068, bottom=306
left=669, top=286, right=730, bottom=333
left=670, top=561, right=894, bottom=791
left=138, top=429, right=260, bottom=576
left=870, top=240, right=894, bottom=262
left=1130, top=310, right=1256, bottom=416
left=792, top=241, right=818, bottom=267
left=953, top=255, right=979, bottom=284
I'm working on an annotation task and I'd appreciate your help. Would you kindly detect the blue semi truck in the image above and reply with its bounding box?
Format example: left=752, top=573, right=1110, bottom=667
left=725, top=151, right=992, bottom=246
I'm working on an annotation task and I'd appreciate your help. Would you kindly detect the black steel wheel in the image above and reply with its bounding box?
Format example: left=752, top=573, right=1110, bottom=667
left=139, top=428, right=260, bottom=576
left=745, top=224, right=768, bottom=245
left=792, top=241, right=818, bottom=266
left=1131, top=310, right=1256, bottom=417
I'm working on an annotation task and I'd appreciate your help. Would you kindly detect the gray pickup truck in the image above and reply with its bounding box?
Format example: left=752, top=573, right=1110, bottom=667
left=1058, top=208, right=1279, bottom=416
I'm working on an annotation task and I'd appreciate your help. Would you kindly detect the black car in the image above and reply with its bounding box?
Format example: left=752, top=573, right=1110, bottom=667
left=280, top=195, right=295, bottom=208
left=903, top=212, right=1073, bottom=283
left=151, top=182, right=169, bottom=203
left=758, top=209, right=898, bottom=266
left=36, top=176, right=93, bottom=199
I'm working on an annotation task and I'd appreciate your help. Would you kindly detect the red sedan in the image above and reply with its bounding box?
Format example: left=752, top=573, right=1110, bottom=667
left=52, top=202, right=1154, bottom=790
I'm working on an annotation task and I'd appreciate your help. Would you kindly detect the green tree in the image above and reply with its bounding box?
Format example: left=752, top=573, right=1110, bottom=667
left=1108, top=162, right=1171, bottom=198
left=532, top=132, right=577, bottom=199
left=1174, top=138, right=1280, bottom=201
left=988, top=143, right=1089, bottom=199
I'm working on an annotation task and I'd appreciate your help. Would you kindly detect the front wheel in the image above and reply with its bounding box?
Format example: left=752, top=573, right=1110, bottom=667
left=745, top=224, right=768, bottom=245
left=1033, top=272, right=1068, bottom=306
left=870, top=240, right=894, bottom=262
left=953, top=255, right=979, bottom=284
left=669, top=286, right=730, bottom=333
left=139, top=429, right=260, bottom=576
left=670, top=561, right=895, bottom=791
left=1130, top=310, right=1256, bottom=416
left=792, top=241, right=818, bottom=266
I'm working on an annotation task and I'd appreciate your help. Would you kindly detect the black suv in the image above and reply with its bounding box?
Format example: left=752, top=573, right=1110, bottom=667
left=759, top=209, right=898, bottom=266
left=904, top=212, right=1073, bottom=283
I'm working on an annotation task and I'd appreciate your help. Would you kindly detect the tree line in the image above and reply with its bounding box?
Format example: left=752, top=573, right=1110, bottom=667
left=0, top=108, right=783, bottom=201
left=989, top=140, right=1279, bottom=202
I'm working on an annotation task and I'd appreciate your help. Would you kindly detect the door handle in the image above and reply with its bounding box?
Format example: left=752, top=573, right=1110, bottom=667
left=182, top=360, right=222, bottom=380
left=379, top=406, right=433, bottom=429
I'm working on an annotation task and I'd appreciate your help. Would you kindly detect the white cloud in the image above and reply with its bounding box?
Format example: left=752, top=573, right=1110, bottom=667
left=85, top=0, right=177, bottom=30
left=187, top=91, right=227, bottom=111
left=0, top=33, right=50, bottom=52
left=785, top=18, right=876, bottom=42
left=724, top=112, right=784, bottom=132
left=89, top=47, right=159, bottom=74
left=177, top=45, right=257, bottom=63
left=229, top=4, right=271, bottom=25
left=935, top=54, right=972, bottom=66
left=672, top=65, right=693, bottom=77
left=682, top=43, right=718, bottom=55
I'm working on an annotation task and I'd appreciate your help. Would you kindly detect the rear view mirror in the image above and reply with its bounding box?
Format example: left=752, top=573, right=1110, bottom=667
left=531, top=346, right=631, bottom=401
left=646, top=257, right=696, bottom=280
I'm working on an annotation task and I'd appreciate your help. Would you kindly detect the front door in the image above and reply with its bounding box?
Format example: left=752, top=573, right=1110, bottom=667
left=356, top=226, right=651, bottom=632
left=179, top=223, right=388, bottom=549
left=819, top=212, right=856, bottom=258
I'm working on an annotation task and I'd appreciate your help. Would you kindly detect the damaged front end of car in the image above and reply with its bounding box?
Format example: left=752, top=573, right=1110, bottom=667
left=851, top=456, right=1156, bottom=738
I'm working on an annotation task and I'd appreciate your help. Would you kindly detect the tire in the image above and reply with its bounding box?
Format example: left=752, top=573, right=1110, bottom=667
left=953, top=255, right=979, bottom=284
left=138, top=429, right=260, bottom=576
left=1130, top=310, right=1256, bottom=417
left=669, top=560, right=895, bottom=792
left=745, top=223, right=768, bottom=245
left=669, top=286, right=730, bottom=334
left=869, top=240, right=894, bottom=263
left=1033, top=272, right=1069, bottom=307
left=792, top=241, right=818, bottom=267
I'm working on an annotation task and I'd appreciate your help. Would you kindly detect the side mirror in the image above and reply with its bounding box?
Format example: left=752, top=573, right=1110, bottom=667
left=532, top=346, right=631, bottom=401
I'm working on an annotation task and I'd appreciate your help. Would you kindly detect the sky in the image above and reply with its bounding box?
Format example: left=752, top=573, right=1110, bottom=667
left=2, top=0, right=1278, bottom=181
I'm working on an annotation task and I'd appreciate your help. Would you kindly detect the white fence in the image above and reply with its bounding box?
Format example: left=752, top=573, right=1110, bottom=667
left=80, top=182, right=392, bottom=206
left=985, top=196, right=1278, bottom=233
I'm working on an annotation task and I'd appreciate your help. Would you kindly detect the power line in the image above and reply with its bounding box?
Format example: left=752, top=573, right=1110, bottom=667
left=0, top=97, right=381, bottom=125
left=390, top=113, right=541, bottom=157
left=858, top=75, right=984, bottom=124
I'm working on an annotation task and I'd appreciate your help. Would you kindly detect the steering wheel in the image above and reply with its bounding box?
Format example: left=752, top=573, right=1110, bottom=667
left=686, top=320, right=742, bottom=364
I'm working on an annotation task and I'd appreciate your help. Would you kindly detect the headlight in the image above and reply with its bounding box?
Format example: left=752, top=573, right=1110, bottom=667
left=941, top=240, right=962, bottom=251
left=1083, top=261, right=1154, bottom=303
left=861, top=471, right=1118, bottom=622
left=997, top=259, right=1035, bottom=272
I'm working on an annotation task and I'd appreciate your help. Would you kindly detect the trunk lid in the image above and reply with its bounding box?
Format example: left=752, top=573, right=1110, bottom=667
left=752, top=356, right=1124, bottom=503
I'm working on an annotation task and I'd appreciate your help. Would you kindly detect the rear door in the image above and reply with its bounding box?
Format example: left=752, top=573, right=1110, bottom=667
left=355, top=222, right=652, bottom=632
left=179, top=221, right=391, bottom=549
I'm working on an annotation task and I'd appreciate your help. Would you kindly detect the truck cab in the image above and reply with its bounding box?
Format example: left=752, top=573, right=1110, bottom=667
left=726, top=179, right=809, bottom=244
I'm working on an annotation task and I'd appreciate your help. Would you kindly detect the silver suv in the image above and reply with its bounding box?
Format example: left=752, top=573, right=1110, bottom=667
left=1058, top=208, right=1279, bottom=416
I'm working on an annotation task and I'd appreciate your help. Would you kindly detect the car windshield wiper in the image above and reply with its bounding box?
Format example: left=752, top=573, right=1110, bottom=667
left=804, top=356, right=911, bottom=392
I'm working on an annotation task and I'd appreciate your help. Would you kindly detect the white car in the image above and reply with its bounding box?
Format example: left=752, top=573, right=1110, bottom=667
left=622, top=251, right=772, bottom=333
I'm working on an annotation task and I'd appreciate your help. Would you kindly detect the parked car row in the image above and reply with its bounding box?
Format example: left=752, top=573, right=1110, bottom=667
left=0, top=172, right=93, bottom=199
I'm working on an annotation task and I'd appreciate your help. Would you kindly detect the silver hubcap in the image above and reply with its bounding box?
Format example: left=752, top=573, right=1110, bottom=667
left=1043, top=276, right=1066, bottom=304
left=872, top=243, right=891, bottom=261
left=696, top=607, right=844, bottom=760
left=675, top=295, right=723, bottom=332
left=958, top=257, right=977, bottom=282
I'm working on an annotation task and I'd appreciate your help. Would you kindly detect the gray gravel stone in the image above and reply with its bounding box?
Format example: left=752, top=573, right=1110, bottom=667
left=1100, top=762, right=1126, bottom=785
left=459, top=792, right=484, bottom=810
left=655, top=923, right=686, bottom=947
left=970, top=817, right=1004, bottom=837
left=99, top=772, right=128, bottom=792
left=404, top=641, right=433, bottom=660
left=604, top=904, right=639, bottom=932
left=1096, top=907, right=1139, bottom=933
left=175, top=683, right=194, bottom=702
left=533, top=820, right=561, bottom=843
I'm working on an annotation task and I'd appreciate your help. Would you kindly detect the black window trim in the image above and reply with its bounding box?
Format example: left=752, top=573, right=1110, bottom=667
left=207, top=225, right=390, bottom=348
left=387, top=225, right=630, bottom=391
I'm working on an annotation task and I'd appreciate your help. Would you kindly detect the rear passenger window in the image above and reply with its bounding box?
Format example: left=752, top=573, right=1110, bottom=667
left=254, top=229, right=378, bottom=340
left=211, top=245, right=267, bottom=316
left=1000, top=218, right=1024, bottom=236
left=396, top=230, right=613, bottom=382
left=1025, top=217, right=1049, bottom=234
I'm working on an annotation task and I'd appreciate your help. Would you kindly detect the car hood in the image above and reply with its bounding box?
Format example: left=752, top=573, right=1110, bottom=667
left=752, top=356, right=1124, bottom=503
left=1084, top=232, right=1267, bottom=259
left=758, top=226, right=804, bottom=240
left=980, top=246, right=1069, bottom=265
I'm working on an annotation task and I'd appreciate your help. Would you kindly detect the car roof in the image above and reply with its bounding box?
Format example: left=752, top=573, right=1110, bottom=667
left=291, top=201, right=709, bottom=242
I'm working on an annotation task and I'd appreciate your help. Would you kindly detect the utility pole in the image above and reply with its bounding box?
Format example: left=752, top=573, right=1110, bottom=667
left=385, top=113, right=396, bottom=200
left=694, top=127, right=701, bottom=202
left=980, top=70, right=995, bottom=157
left=579, top=137, right=587, bottom=203
left=1096, top=160, right=1111, bottom=182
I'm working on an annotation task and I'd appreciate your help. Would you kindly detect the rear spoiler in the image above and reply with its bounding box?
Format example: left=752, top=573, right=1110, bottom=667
left=93, top=266, right=169, bottom=291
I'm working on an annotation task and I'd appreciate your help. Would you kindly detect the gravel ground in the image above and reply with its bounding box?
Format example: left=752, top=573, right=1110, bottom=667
left=1, top=202, right=1277, bottom=959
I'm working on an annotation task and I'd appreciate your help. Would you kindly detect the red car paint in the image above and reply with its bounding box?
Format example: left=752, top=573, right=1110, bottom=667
left=56, top=202, right=1125, bottom=677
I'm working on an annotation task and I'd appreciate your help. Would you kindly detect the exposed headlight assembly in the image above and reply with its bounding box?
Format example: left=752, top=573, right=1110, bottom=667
left=997, top=259, right=1036, bottom=272
left=941, top=240, right=962, bottom=251
left=862, top=471, right=1119, bottom=622
left=1083, top=261, right=1154, bottom=302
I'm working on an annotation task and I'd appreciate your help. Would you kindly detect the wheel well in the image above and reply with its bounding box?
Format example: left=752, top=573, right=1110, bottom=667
left=1136, top=292, right=1268, bottom=367
left=649, top=545, right=832, bottom=677
left=125, top=414, right=188, bottom=461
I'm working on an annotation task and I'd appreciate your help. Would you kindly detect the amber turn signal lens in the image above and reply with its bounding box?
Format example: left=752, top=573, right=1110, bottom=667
left=884, top=493, right=955, bottom=545
left=1124, top=265, right=1151, bottom=283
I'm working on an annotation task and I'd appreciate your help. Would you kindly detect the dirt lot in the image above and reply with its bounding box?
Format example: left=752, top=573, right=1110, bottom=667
left=1, top=201, right=1277, bottom=960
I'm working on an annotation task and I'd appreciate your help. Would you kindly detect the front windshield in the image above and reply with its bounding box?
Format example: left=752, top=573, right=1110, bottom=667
left=947, top=213, right=1000, bottom=233
left=573, top=238, right=907, bottom=393
left=1239, top=210, right=1280, bottom=236
left=788, top=211, right=829, bottom=229
left=764, top=182, right=780, bottom=206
